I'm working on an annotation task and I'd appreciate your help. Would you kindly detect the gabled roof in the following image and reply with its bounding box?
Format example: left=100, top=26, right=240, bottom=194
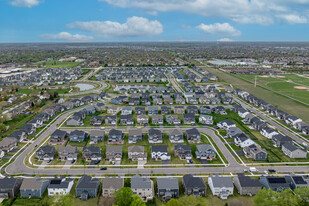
left=183, top=174, right=206, bottom=189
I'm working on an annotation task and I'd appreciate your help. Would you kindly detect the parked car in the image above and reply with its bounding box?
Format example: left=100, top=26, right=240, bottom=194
left=100, top=167, right=107, bottom=170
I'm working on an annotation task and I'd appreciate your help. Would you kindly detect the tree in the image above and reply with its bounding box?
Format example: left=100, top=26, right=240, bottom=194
left=130, top=195, right=146, bottom=206
left=294, top=187, right=309, bottom=206
left=165, top=199, right=184, bottom=206
left=114, top=187, right=134, bottom=206
left=254, top=188, right=297, bottom=206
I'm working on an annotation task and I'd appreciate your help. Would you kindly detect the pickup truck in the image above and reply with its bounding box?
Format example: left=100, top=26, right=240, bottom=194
left=249, top=167, right=258, bottom=172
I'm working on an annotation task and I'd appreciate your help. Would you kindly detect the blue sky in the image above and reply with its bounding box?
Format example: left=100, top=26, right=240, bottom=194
left=1, top=0, right=309, bottom=42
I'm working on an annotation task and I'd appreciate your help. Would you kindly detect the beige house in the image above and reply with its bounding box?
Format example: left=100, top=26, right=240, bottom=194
left=128, top=146, right=147, bottom=161
left=102, top=177, right=124, bottom=197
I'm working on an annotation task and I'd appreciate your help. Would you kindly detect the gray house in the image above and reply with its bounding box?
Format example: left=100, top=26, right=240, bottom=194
left=69, top=130, right=88, bottom=142
left=169, top=129, right=183, bottom=143
left=148, top=128, right=163, bottom=143
left=128, top=128, right=143, bottom=144
left=195, top=144, right=216, bottom=160
left=90, top=130, right=105, bottom=144
left=234, top=174, right=261, bottom=195
left=208, top=175, right=234, bottom=199
left=20, top=178, right=49, bottom=198
left=157, top=178, right=179, bottom=201
left=0, top=177, right=23, bottom=199
left=185, top=128, right=201, bottom=143
left=108, top=129, right=124, bottom=144
left=282, top=143, right=307, bottom=158
left=76, top=175, right=100, bottom=200
left=50, top=129, right=67, bottom=145
left=260, top=176, right=290, bottom=192
left=174, top=144, right=192, bottom=160
left=82, top=145, right=102, bottom=161
left=36, top=145, right=56, bottom=161
left=182, top=174, right=206, bottom=197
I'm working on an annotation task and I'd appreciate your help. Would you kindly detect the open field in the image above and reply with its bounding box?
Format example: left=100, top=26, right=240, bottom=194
left=35, top=60, right=82, bottom=68
left=235, top=74, right=309, bottom=104
left=198, top=65, right=309, bottom=122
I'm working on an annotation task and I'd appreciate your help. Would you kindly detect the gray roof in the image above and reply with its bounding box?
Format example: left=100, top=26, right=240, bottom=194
left=106, top=145, right=123, bottom=153
left=157, top=178, right=179, bottom=190
left=236, top=174, right=261, bottom=187
left=0, top=177, right=19, bottom=190
left=48, top=178, right=74, bottom=189
left=183, top=174, right=206, bottom=189
left=128, top=145, right=144, bottom=153
left=102, top=177, right=124, bottom=190
left=90, top=130, right=105, bottom=137
left=131, top=175, right=152, bottom=189
left=20, top=178, right=49, bottom=190
left=210, top=175, right=233, bottom=188
left=76, top=175, right=100, bottom=189
left=283, top=143, right=306, bottom=152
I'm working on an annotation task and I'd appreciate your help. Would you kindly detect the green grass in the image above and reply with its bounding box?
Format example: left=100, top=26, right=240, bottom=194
left=36, top=60, right=82, bottom=68
left=199, top=65, right=309, bottom=122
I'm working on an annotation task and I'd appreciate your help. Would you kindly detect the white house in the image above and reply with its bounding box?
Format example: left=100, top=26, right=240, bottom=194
left=235, top=134, right=256, bottom=148
left=48, top=178, right=74, bottom=196
left=151, top=145, right=171, bottom=161
left=260, top=127, right=279, bottom=139
left=208, top=175, right=234, bottom=199
left=282, top=143, right=307, bottom=159
left=217, top=120, right=236, bottom=130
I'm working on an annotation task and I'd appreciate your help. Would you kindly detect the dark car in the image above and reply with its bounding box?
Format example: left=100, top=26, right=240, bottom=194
left=268, top=169, right=276, bottom=173
left=94, top=160, right=101, bottom=165
left=100, top=167, right=107, bottom=170
left=71, top=160, right=76, bottom=164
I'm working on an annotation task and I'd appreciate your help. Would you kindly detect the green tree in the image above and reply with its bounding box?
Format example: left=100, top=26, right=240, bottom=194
left=130, top=195, right=146, bottom=206
left=295, top=187, right=309, bottom=206
left=165, top=198, right=184, bottom=206
left=114, top=187, right=134, bottom=206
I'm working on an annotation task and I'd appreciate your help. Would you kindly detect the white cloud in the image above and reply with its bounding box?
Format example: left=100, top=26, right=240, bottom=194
left=67, top=16, right=163, bottom=38
left=277, top=14, right=308, bottom=24
left=39, top=32, right=94, bottom=42
left=9, top=0, right=42, bottom=8
left=99, top=0, right=309, bottom=25
left=197, top=23, right=241, bottom=37
left=217, top=38, right=234, bottom=42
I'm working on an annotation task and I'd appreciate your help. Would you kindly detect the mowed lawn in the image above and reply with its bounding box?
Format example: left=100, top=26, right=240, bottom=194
left=236, top=74, right=309, bottom=104
left=200, top=66, right=309, bottom=122
left=36, top=60, right=82, bottom=68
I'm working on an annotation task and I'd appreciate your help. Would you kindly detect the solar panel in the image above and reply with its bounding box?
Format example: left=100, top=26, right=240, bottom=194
left=268, top=177, right=286, bottom=184
left=50, top=180, right=62, bottom=184
left=292, top=176, right=307, bottom=184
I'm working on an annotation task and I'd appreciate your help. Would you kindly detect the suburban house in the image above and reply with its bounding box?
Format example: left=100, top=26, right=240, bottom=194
left=58, top=145, right=78, bottom=161
left=121, top=106, right=133, bottom=115
left=137, top=115, right=149, bottom=125
left=152, top=114, right=164, bottom=125
left=148, top=106, right=159, bottom=115
left=148, top=128, right=163, bottom=143
left=131, top=175, right=154, bottom=202
left=185, top=128, right=201, bottom=143
left=243, top=144, right=267, bottom=161
left=161, top=106, right=172, bottom=114
left=50, top=129, right=68, bottom=145
left=157, top=178, right=179, bottom=201
left=208, top=175, right=234, bottom=199
left=20, top=178, right=49, bottom=198
left=195, top=144, right=216, bottom=160
left=260, top=176, right=290, bottom=192
left=174, top=144, right=192, bottom=160
left=48, top=177, right=74, bottom=196
left=285, top=174, right=309, bottom=190
left=66, top=116, right=83, bottom=126
left=76, top=175, right=100, bottom=200
left=260, top=127, right=279, bottom=139
left=105, top=145, right=123, bottom=162
left=36, top=145, right=56, bottom=161
left=102, top=177, right=124, bottom=197
left=129, top=128, right=143, bottom=144
left=169, top=129, right=184, bottom=143
left=235, top=134, right=256, bottom=148
left=119, top=115, right=134, bottom=126
left=174, top=106, right=185, bottom=114
left=0, top=177, right=22, bottom=199
left=199, top=115, right=213, bottom=125
left=234, top=174, right=261, bottom=195
left=166, top=115, right=181, bottom=125
left=82, top=145, right=102, bottom=161
left=105, top=115, right=117, bottom=125
left=128, top=145, right=147, bottom=161
left=272, top=134, right=293, bottom=147
left=0, top=137, right=17, bottom=153
left=217, top=120, right=236, bottom=130
left=151, top=145, right=171, bottom=161
left=108, top=129, right=124, bottom=144
left=182, top=174, right=206, bottom=197
left=135, top=107, right=146, bottom=115
left=282, top=143, right=307, bottom=158
left=89, top=130, right=105, bottom=144
left=90, top=116, right=103, bottom=126
left=183, top=114, right=195, bottom=124
left=69, top=130, right=88, bottom=142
